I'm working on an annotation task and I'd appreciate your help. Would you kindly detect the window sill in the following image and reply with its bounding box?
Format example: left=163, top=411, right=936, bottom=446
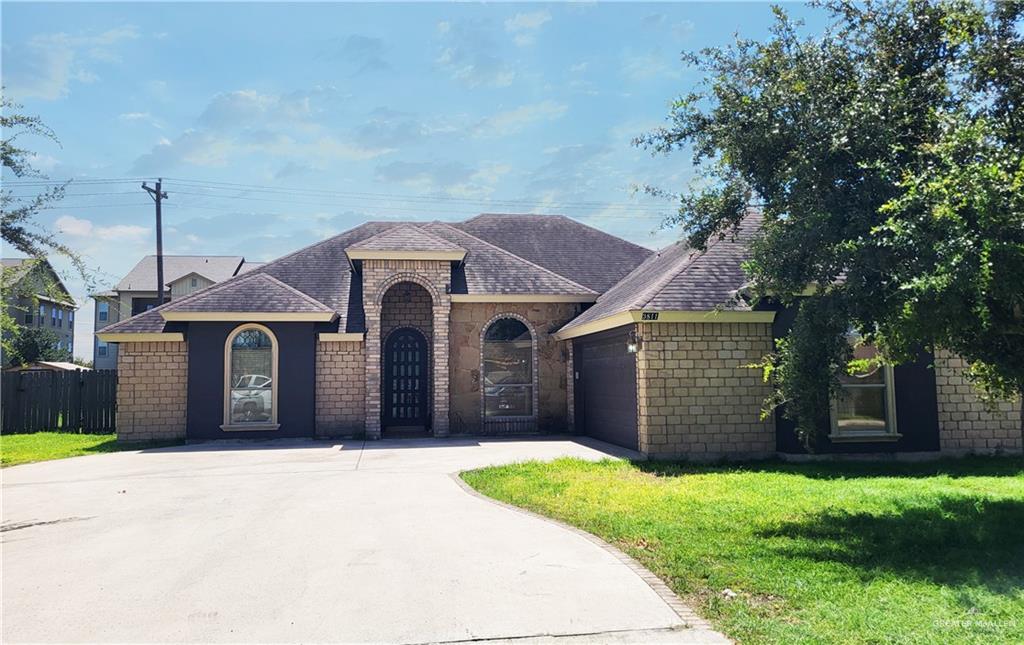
left=828, top=432, right=902, bottom=443
left=220, top=423, right=280, bottom=432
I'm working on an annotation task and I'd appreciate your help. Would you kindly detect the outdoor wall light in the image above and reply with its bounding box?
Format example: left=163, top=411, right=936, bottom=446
left=626, top=330, right=642, bottom=353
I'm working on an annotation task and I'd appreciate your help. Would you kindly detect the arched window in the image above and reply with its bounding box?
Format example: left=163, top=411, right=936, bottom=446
left=224, top=324, right=278, bottom=428
left=482, top=317, right=534, bottom=418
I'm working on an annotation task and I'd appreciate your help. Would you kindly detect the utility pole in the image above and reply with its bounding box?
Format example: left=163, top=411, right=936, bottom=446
left=142, top=179, right=169, bottom=304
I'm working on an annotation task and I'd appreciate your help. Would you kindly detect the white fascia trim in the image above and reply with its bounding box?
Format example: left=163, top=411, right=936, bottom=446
left=160, top=311, right=336, bottom=322
left=553, top=309, right=777, bottom=340
left=450, top=294, right=597, bottom=303
left=95, top=332, right=185, bottom=342
left=318, top=332, right=365, bottom=342
left=346, top=249, right=467, bottom=261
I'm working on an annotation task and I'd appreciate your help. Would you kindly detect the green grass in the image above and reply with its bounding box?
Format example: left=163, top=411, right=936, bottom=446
left=462, top=457, right=1024, bottom=644
left=0, top=432, right=176, bottom=467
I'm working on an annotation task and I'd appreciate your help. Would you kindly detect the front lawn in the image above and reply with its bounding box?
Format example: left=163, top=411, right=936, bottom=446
left=1, top=432, right=176, bottom=467
left=463, top=457, right=1024, bottom=644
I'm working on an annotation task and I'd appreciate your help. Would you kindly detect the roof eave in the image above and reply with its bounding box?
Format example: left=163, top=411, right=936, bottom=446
left=450, top=294, right=596, bottom=303
left=345, top=249, right=467, bottom=262
left=96, top=332, right=185, bottom=342
left=553, top=309, right=777, bottom=341
left=160, top=311, right=337, bottom=322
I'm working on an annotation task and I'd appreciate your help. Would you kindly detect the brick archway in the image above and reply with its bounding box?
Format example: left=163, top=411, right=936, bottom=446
left=361, top=261, right=452, bottom=439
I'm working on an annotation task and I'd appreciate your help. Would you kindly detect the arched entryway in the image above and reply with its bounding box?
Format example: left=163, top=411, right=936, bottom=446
left=379, top=281, right=434, bottom=435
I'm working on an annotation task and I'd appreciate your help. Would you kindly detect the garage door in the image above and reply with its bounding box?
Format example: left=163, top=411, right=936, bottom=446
left=573, top=329, right=638, bottom=449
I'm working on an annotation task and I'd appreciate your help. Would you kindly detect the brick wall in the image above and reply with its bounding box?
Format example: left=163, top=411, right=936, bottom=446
left=380, top=282, right=433, bottom=340
left=116, top=341, right=188, bottom=443
left=449, top=302, right=580, bottom=434
left=635, top=322, right=775, bottom=460
left=935, top=349, right=1022, bottom=455
left=361, top=259, right=451, bottom=438
left=315, top=340, right=366, bottom=437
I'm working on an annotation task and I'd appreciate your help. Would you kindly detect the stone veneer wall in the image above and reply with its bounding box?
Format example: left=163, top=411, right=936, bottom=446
left=635, top=322, right=775, bottom=460
left=361, top=259, right=451, bottom=438
left=934, top=349, right=1022, bottom=455
left=315, top=340, right=366, bottom=437
left=116, top=341, right=188, bottom=443
left=449, top=302, right=580, bottom=434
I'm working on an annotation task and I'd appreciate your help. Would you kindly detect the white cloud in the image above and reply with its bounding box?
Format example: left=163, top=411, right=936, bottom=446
left=436, top=21, right=516, bottom=87
left=118, top=112, right=162, bottom=128
left=504, top=11, right=551, bottom=46
left=130, top=86, right=386, bottom=174
left=375, top=160, right=509, bottom=198
left=3, top=26, right=139, bottom=100
left=569, top=62, right=589, bottom=74
left=474, top=101, right=568, bottom=138
left=621, top=48, right=682, bottom=82
left=56, top=215, right=149, bottom=241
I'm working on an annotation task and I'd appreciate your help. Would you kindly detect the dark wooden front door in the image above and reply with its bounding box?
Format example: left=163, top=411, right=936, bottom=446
left=383, top=328, right=428, bottom=428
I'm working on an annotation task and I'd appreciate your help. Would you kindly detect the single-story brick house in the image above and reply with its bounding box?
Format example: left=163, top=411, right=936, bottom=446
left=98, top=213, right=1021, bottom=458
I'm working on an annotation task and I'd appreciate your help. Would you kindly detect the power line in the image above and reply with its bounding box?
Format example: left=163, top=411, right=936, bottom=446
left=2, top=177, right=149, bottom=187
left=162, top=177, right=673, bottom=210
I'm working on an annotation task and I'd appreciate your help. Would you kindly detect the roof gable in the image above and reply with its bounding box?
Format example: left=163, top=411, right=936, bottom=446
left=557, top=214, right=762, bottom=336
left=1, top=257, right=76, bottom=307
left=159, top=272, right=335, bottom=317
left=115, top=255, right=245, bottom=291
left=347, top=225, right=466, bottom=260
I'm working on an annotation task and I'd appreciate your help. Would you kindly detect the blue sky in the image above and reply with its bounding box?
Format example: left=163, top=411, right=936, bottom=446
left=2, top=2, right=824, bottom=359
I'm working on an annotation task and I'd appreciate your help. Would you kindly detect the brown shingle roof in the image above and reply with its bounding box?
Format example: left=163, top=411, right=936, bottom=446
left=160, top=273, right=335, bottom=314
left=101, top=213, right=757, bottom=338
left=422, top=223, right=597, bottom=296
left=557, top=214, right=760, bottom=335
left=115, top=255, right=246, bottom=291
left=347, top=225, right=466, bottom=253
left=456, top=214, right=653, bottom=292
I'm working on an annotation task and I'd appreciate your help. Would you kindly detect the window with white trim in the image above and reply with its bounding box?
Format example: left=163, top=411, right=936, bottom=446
left=831, top=337, right=898, bottom=439
left=97, top=302, right=108, bottom=322
left=225, top=325, right=277, bottom=426
left=482, top=317, right=534, bottom=417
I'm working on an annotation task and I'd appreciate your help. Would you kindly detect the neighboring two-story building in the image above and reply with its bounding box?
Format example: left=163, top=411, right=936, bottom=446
left=92, top=256, right=263, bottom=369
left=1, top=258, right=78, bottom=363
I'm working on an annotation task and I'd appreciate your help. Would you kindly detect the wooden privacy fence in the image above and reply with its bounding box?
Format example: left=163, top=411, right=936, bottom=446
left=1, top=369, right=117, bottom=434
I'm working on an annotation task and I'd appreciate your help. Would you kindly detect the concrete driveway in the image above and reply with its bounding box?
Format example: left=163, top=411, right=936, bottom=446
left=2, top=437, right=726, bottom=644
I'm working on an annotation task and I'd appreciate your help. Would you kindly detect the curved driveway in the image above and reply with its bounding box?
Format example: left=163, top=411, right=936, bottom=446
left=2, top=437, right=726, bottom=644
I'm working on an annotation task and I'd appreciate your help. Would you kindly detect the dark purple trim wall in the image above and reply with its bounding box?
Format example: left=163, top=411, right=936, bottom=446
left=184, top=321, right=328, bottom=440
left=768, top=300, right=941, bottom=454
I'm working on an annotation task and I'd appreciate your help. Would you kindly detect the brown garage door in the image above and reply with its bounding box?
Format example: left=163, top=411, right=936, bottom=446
left=573, top=329, right=638, bottom=449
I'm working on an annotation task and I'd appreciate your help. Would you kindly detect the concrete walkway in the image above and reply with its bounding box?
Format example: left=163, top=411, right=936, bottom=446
left=2, top=437, right=727, bottom=644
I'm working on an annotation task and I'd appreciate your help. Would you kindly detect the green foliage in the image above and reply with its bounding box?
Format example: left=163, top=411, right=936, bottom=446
left=1, top=92, right=92, bottom=360
left=6, top=326, right=71, bottom=366
left=464, top=457, right=1024, bottom=644
left=638, top=0, right=1024, bottom=440
left=1, top=94, right=81, bottom=266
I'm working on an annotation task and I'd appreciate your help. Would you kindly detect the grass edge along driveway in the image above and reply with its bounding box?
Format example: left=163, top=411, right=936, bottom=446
left=1, top=432, right=179, bottom=467
left=462, top=457, right=1024, bottom=644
